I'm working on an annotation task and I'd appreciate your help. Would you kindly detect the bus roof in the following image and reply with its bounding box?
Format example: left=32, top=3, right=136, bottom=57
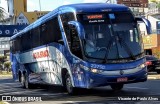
left=60, top=3, right=129, bottom=13
left=11, top=3, right=130, bottom=40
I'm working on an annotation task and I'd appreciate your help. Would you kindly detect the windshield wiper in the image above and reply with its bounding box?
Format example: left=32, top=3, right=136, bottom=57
left=102, top=32, right=136, bottom=63
left=116, top=32, right=136, bottom=60
left=102, top=37, right=115, bottom=63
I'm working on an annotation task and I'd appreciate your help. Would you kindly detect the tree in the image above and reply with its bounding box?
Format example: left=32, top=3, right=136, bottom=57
left=149, top=0, right=160, bottom=8
left=4, top=61, right=11, bottom=73
left=150, top=0, right=157, bottom=3
left=0, top=56, right=6, bottom=74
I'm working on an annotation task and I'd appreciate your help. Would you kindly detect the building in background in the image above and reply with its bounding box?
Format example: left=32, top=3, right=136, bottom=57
left=117, top=0, right=160, bottom=58
left=1, top=0, right=49, bottom=25
left=117, top=0, right=148, bottom=16
left=0, top=0, right=50, bottom=56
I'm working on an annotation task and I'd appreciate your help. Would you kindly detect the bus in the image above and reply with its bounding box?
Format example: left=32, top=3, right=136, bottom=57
left=10, top=3, right=151, bottom=94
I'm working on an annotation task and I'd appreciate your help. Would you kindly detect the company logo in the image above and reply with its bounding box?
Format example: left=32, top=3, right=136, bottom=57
left=1, top=96, right=42, bottom=102
left=2, top=96, right=11, bottom=101
left=33, top=50, right=49, bottom=59
left=120, top=70, right=124, bottom=75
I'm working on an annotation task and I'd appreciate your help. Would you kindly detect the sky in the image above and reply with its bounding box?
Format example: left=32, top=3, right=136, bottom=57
left=0, top=0, right=116, bottom=12
left=27, top=0, right=116, bottom=11
left=0, top=0, right=8, bottom=12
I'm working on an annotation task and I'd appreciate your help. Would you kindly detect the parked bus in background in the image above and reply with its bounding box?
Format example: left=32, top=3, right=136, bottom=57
left=10, top=3, right=151, bottom=94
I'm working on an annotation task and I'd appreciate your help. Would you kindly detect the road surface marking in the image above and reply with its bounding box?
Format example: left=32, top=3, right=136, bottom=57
left=125, top=87, right=148, bottom=90
left=148, top=77, right=157, bottom=79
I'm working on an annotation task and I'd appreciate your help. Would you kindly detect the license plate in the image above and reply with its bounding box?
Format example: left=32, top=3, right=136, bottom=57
left=117, top=77, right=128, bottom=82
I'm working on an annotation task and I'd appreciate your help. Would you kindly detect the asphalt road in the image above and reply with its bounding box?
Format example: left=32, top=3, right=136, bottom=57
left=0, top=72, right=160, bottom=104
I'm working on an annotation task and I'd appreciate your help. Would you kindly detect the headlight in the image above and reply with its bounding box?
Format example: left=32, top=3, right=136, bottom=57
left=91, top=68, right=103, bottom=73
left=139, top=63, right=145, bottom=69
left=80, top=64, right=103, bottom=73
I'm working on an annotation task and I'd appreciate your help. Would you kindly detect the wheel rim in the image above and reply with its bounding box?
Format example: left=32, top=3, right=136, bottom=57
left=21, top=75, right=24, bottom=86
left=25, top=75, right=28, bottom=88
left=66, top=77, right=72, bottom=93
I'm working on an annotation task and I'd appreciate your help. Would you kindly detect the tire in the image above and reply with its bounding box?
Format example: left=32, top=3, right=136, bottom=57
left=24, top=73, right=34, bottom=89
left=20, top=73, right=25, bottom=88
left=110, top=84, right=124, bottom=91
left=156, top=70, right=160, bottom=74
left=65, top=72, right=75, bottom=95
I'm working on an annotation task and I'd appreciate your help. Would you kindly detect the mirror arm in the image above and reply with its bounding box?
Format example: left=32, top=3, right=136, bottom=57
left=135, top=17, right=152, bottom=34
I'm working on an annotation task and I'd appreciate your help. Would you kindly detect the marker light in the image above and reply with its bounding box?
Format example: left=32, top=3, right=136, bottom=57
left=139, top=63, right=146, bottom=68
left=145, top=61, right=152, bottom=66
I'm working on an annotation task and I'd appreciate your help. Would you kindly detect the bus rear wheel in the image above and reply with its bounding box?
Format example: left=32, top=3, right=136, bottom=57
left=24, top=73, right=34, bottom=89
left=110, top=84, right=124, bottom=91
left=20, top=73, right=25, bottom=88
left=65, top=72, right=75, bottom=95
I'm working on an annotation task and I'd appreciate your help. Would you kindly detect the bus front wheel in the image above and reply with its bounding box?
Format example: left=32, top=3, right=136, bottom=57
left=110, top=84, right=124, bottom=91
left=65, top=72, right=75, bottom=95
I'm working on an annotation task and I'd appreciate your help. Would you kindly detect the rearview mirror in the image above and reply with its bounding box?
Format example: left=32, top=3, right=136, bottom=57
left=68, top=21, right=85, bottom=39
left=135, top=17, right=152, bottom=34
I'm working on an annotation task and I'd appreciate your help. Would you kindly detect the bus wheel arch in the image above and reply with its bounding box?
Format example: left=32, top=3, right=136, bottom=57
left=22, top=70, right=33, bottom=89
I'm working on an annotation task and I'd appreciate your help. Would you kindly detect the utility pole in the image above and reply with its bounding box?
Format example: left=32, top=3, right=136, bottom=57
left=106, top=0, right=111, bottom=3
left=39, top=0, right=41, bottom=11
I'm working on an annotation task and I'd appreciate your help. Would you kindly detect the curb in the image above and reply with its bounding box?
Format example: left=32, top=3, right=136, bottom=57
left=0, top=102, right=10, bottom=104
left=4, top=102, right=10, bottom=104
left=148, top=77, right=160, bottom=79
left=0, top=75, right=12, bottom=77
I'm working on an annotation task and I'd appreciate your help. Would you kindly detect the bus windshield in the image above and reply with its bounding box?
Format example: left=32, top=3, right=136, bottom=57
left=77, top=12, right=143, bottom=61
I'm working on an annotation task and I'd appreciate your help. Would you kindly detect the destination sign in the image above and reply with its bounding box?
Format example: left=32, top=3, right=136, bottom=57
left=83, top=14, right=106, bottom=20
left=87, top=15, right=103, bottom=19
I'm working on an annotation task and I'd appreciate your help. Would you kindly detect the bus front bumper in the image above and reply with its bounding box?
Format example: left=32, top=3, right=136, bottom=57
left=85, top=67, right=147, bottom=88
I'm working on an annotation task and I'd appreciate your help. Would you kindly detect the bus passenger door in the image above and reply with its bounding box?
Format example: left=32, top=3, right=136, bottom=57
left=68, top=24, right=86, bottom=87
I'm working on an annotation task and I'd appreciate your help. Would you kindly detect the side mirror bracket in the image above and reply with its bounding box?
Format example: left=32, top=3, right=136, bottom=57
left=135, top=17, right=152, bottom=34
left=68, top=21, right=85, bottom=39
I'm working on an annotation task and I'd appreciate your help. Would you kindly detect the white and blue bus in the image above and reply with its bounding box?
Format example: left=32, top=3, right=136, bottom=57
left=10, top=3, right=151, bottom=94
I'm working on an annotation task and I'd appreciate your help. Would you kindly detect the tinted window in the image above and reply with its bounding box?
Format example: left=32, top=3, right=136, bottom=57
left=21, top=31, right=32, bottom=51
left=32, top=27, right=40, bottom=48
left=109, top=12, right=134, bottom=23
left=40, top=17, right=62, bottom=45
left=69, top=25, right=82, bottom=58
left=146, top=56, right=158, bottom=60
left=61, top=12, right=75, bottom=48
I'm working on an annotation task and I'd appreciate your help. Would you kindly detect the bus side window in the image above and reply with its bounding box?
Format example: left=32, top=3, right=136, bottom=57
left=69, top=25, right=82, bottom=58
left=40, top=17, right=62, bottom=45
left=21, top=31, right=32, bottom=52
left=32, top=27, right=40, bottom=48
left=15, top=37, right=21, bottom=53
left=11, top=40, right=16, bottom=54
left=60, top=12, right=75, bottom=48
